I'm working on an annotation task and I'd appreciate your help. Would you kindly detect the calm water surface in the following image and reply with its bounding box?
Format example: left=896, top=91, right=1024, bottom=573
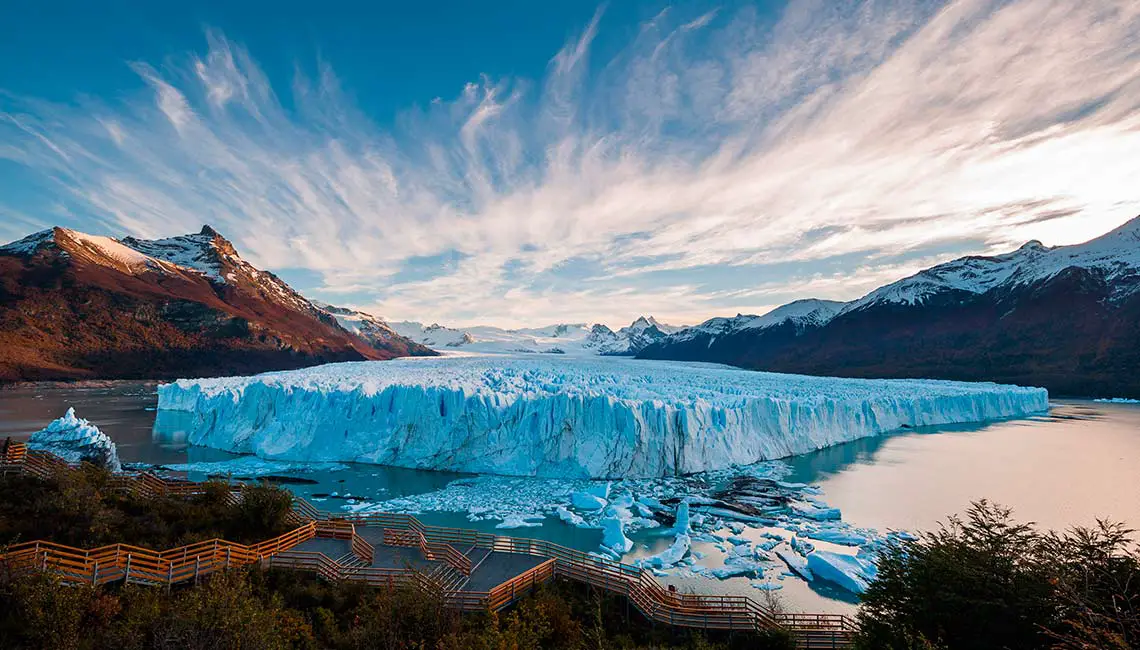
left=2, top=382, right=1138, bottom=613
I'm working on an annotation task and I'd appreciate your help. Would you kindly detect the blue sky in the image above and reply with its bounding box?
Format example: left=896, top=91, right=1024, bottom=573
left=2, top=0, right=1139, bottom=328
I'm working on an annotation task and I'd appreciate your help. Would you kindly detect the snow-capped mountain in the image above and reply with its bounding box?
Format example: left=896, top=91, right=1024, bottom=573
left=0, top=225, right=432, bottom=382
left=662, top=300, right=847, bottom=344
left=388, top=316, right=681, bottom=356
left=841, top=217, right=1140, bottom=313
left=313, top=302, right=417, bottom=351
left=641, top=217, right=1140, bottom=398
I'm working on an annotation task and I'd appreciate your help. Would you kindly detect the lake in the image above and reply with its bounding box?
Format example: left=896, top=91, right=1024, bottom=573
left=2, top=381, right=1138, bottom=614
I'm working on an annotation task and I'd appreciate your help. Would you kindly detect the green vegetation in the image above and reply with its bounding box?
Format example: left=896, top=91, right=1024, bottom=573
left=0, top=568, right=794, bottom=650
left=855, top=500, right=1140, bottom=650
left=0, top=465, right=294, bottom=548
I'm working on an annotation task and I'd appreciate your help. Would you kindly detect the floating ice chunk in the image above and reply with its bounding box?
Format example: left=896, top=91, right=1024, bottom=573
left=609, top=492, right=634, bottom=509
left=751, top=580, right=783, bottom=591
left=790, top=536, right=814, bottom=556
left=587, top=482, right=612, bottom=499
left=571, top=492, right=608, bottom=511
left=600, top=514, right=633, bottom=554
left=633, top=500, right=655, bottom=518
left=791, top=502, right=841, bottom=521
left=674, top=501, right=691, bottom=534
left=28, top=408, right=121, bottom=471
left=776, top=547, right=813, bottom=581
left=758, top=539, right=780, bottom=552
left=496, top=514, right=544, bottom=529
left=638, top=496, right=665, bottom=511
left=709, top=555, right=772, bottom=579
left=805, top=527, right=870, bottom=546
left=807, top=551, right=878, bottom=594
left=698, top=507, right=772, bottom=524
left=636, top=533, right=692, bottom=569
left=555, top=506, right=587, bottom=527
left=1094, top=397, right=1140, bottom=404
left=158, top=356, right=1049, bottom=478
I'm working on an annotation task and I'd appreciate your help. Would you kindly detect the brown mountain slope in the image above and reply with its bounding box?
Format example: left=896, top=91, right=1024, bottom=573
left=0, top=226, right=434, bottom=382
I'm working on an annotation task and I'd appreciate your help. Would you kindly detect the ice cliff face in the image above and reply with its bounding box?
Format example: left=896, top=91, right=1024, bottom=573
left=158, top=357, right=1048, bottom=479
left=28, top=408, right=121, bottom=471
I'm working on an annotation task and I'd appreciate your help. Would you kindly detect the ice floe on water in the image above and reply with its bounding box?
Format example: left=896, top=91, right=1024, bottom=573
left=158, top=355, right=1048, bottom=479
left=1094, top=397, right=1140, bottom=404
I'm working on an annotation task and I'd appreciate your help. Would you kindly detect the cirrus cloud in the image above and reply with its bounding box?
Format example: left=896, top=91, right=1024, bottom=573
left=2, top=0, right=1139, bottom=328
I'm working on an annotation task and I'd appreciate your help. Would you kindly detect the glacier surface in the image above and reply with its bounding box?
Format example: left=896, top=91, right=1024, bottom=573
left=158, top=356, right=1048, bottom=479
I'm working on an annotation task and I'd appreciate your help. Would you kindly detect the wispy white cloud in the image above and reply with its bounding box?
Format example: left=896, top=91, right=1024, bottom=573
left=2, top=0, right=1139, bottom=328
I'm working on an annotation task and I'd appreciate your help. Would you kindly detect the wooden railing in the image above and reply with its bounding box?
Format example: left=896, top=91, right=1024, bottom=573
left=2, top=521, right=319, bottom=587
left=0, top=441, right=855, bottom=647
left=382, top=526, right=472, bottom=575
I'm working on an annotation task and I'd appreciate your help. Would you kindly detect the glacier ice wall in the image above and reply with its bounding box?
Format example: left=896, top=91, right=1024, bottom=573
left=157, top=356, right=1048, bottom=479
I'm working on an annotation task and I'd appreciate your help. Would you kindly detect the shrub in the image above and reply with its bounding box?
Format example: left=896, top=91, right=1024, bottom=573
left=855, top=500, right=1140, bottom=650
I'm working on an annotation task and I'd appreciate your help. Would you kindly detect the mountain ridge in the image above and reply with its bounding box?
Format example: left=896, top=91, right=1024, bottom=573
left=0, top=225, right=434, bottom=383
left=639, top=216, right=1140, bottom=398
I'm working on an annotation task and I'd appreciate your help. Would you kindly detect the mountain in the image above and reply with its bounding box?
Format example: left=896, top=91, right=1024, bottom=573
left=313, top=302, right=436, bottom=354
left=389, top=316, right=681, bottom=356
left=639, top=217, right=1140, bottom=398
left=0, top=225, right=433, bottom=382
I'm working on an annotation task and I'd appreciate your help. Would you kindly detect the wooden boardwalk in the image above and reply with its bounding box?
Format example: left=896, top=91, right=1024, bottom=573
left=0, top=443, right=855, bottom=649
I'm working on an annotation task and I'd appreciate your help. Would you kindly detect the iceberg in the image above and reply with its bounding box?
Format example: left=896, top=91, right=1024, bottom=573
left=158, top=356, right=1048, bottom=479
left=807, top=550, right=878, bottom=594
left=28, top=408, right=121, bottom=471
left=571, top=492, right=608, bottom=510
left=600, top=514, right=633, bottom=554
left=775, top=546, right=813, bottom=581
left=636, top=533, right=692, bottom=569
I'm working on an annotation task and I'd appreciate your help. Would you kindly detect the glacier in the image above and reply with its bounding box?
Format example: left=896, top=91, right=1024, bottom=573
left=157, top=356, right=1048, bottom=479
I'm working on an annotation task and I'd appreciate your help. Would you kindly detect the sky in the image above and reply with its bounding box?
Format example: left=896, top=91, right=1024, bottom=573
left=1, top=0, right=1139, bottom=329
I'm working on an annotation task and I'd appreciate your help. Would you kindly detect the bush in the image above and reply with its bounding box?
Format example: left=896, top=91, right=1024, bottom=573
left=855, top=500, right=1140, bottom=650
left=0, top=470, right=295, bottom=549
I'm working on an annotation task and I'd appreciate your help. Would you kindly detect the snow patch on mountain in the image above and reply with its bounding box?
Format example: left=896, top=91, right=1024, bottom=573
left=158, top=356, right=1048, bottom=479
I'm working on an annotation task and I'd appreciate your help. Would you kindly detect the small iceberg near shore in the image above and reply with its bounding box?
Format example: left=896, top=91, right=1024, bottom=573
left=28, top=407, right=121, bottom=472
